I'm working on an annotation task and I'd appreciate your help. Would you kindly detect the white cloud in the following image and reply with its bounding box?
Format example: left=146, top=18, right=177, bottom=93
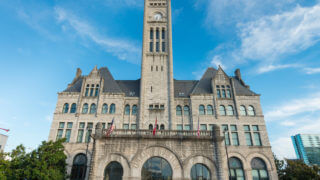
left=265, top=92, right=320, bottom=121
left=280, top=121, right=296, bottom=127
left=210, top=55, right=227, bottom=70
left=54, top=7, right=141, bottom=63
left=271, top=137, right=296, bottom=159
left=256, top=64, right=298, bottom=74
left=239, top=4, right=320, bottom=62
left=102, top=0, right=143, bottom=8
left=303, top=67, right=320, bottom=74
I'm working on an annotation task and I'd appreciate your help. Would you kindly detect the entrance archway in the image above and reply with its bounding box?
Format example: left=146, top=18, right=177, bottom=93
left=141, top=157, right=173, bottom=180
left=104, top=161, right=123, bottom=180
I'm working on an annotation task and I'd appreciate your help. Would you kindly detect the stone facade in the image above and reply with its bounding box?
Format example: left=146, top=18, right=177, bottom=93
left=48, top=0, right=278, bottom=179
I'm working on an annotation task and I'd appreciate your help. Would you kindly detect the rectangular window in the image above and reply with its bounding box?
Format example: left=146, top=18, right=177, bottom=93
left=79, top=122, right=85, bottom=129
left=102, top=123, right=106, bottom=129
left=200, top=124, right=207, bottom=131
left=254, top=132, right=262, bottom=146
left=85, top=129, right=92, bottom=143
left=59, top=122, right=65, bottom=129
left=177, top=124, right=183, bottom=130
left=230, top=125, right=237, bottom=131
left=65, top=129, right=71, bottom=142
left=56, top=129, right=63, bottom=140
left=209, top=124, right=215, bottom=131
left=243, top=125, right=250, bottom=131
left=222, top=125, right=230, bottom=145
left=150, top=29, right=154, bottom=39
left=87, top=123, right=93, bottom=129
left=252, top=125, right=259, bottom=131
left=77, top=129, right=84, bottom=143
left=123, top=124, right=129, bottom=130
left=162, top=29, right=165, bottom=39
left=131, top=124, right=137, bottom=130
left=67, top=122, right=73, bottom=129
left=156, top=29, right=159, bottom=39
left=156, top=42, right=159, bottom=52
left=162, top=42, right=165, bottom=52
left=245, top=132, right=253, bottom=146
left=217, top=90, right=221, bottom=98
left=232, top=132, right=239, bottom=146
left=184, top=125, right=190, bottom=130
left=150, top=42, right=153, bottom=52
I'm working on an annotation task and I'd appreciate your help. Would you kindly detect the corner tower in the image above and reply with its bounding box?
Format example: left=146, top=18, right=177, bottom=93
left=139, top=0, right=174, bottom=129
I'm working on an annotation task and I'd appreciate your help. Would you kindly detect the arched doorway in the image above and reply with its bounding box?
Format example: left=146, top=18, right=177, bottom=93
left=191, top=163, right=211, bottom=180
left=104, top=161, right=123, bottom=180
left=141, top=156, right=173, bottom=180
left=70, top=154, right=87, bottom=180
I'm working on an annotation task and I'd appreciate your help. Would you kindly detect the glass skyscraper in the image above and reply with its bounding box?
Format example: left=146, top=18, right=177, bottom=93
left=291, top=134, right=320, bottom=165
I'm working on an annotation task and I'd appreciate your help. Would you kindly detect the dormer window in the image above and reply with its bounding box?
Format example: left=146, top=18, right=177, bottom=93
left=216, top=85, right=232, bottom=99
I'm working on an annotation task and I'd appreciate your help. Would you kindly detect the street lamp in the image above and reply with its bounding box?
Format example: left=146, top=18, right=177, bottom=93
left=223, top=128, right=231, bottom=180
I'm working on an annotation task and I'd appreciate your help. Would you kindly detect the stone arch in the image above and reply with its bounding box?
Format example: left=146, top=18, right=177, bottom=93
left=183, top=155, right=217, bottom=179
left=67, top=149, right=91, bottom=180
left=130, top=146, right=183, bottom=179
left=96, top=153, right=131, bottom=179
left=246, top=152, right=274, bottom=171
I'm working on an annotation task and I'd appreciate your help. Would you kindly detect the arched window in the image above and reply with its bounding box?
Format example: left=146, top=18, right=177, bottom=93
left=85, top=84, right=89, bottom=97
left=63, top=103, right=69, bottom=113
left=176, top=105, right=182, bottom=116
left=248, top=106, right=256, bottom=116
left=229, top=157, right=245, bottom=180
left=156, top=29, right=160, bottom=39
left=141, top=157, right=172, bottom=180
left=160, top=124, right=165, bottom=130
left=94, top=84, right=99, bottom=97
left=124, top=104, right=130, bottom=115
left=132, top=105, right=138, bottom=115
left=89, top=103, right=96, bottom=114
left=227, top=105, right=234, bottom=116
left=219, top=105, right=226, bottom=116
left=150, top=28, right=154, bottom=39
left=149, top=124, right=153, bottom=130
left=240, top=105, right=247, bottom=116
left=199, top=105, right=205, bottom=115
left=82, top=103, right=88, bottom=114
left=70, top=103, right=77, bottom=113
left=191, top=163, right=211, bottom=180
left=184, top=105, right=190, bottom=116
left=104, top=161, right=123, bottom=180
left=251, top=158, right=269, bottom=180
left=102, top=104, right=108, bottom=114
left=110, top=104, right=116, bottom=114
left=207, top=105, right=214, bottom=115
left=70, top=154, right=87, bottom=180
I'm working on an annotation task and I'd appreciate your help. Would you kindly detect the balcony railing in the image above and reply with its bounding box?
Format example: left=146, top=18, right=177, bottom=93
left=100, top=129, right=217, bottom=140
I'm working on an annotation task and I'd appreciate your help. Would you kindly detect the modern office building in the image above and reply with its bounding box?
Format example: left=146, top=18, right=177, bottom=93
left=291, top=134, right=320, bottom=166
left=0, top=134, right=8, bottom=152
left=48, top=0, right=278, bottom=179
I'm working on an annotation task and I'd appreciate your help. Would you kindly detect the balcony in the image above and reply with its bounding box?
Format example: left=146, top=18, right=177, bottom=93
left=99, top=129, right=222, bottom=141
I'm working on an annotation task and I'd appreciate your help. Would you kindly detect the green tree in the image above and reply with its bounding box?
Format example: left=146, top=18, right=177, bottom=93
left=274, top=154, right=320, bottom=180
left=0, top=139, right=67, bottom=180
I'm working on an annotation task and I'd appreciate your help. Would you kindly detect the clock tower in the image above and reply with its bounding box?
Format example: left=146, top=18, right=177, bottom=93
left=139, top=0, right=174, bottom=130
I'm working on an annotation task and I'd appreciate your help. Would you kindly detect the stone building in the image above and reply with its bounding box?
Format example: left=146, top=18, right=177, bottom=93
left=48, top=0, right=278, bottom=179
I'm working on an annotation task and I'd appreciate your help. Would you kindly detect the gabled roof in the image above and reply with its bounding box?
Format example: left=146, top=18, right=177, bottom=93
left=63, top=77, right=84, bottom=92
left=99, top=67, right=123, bottom=93
left=191, top=67, right=217, bottom=94
left=174, top=80, right=198, bottom=97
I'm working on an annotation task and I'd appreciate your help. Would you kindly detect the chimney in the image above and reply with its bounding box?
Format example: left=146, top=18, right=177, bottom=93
left=76, top=68, right=82, bottom=78
left=235, top=69, right=241, bottom=80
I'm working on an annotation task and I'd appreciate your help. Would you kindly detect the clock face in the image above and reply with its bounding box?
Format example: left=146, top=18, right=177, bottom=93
left=154, top=13, right=162, bottom=21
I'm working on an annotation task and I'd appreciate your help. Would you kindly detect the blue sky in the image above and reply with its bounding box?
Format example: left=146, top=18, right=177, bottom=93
left=1, top=0, right=320, bottom=158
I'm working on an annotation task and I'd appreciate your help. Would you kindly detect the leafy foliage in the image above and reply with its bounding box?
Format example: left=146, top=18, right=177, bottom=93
left=0, top=139, right=67, bottom=180
left=274, top=153, right=320, bottom=180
